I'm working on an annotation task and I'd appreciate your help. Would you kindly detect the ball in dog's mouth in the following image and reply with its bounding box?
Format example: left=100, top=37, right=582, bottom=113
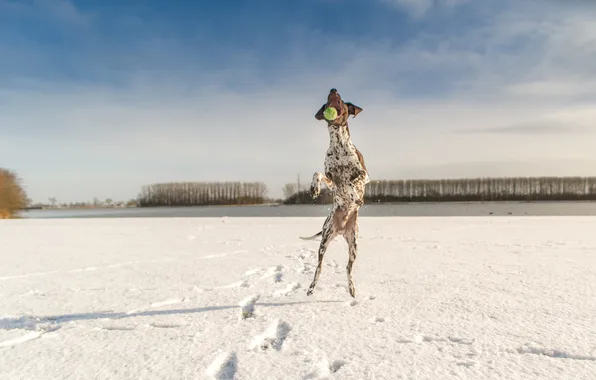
left=323, top=107, right=338, bottom=121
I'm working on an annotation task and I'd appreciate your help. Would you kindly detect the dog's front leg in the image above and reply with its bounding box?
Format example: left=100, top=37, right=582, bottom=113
left=311, top=172, right=335, bottom=199
left=349, top=169, right=369, bottom=205
left=351, top=169, right=369, bottom=185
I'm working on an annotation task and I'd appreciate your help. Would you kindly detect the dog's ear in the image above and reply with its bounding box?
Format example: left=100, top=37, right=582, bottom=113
left=346, top=102, right=363, bottom=117
left=314, top=104, right=326, bottom=120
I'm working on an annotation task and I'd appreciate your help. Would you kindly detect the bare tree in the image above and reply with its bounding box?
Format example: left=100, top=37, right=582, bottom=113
left=0, top=168, right=28, bottom=218
left=283, top=183, right=298, bottom=200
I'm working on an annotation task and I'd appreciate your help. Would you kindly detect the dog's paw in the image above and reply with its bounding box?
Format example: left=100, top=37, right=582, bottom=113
left=310, top=173, right=322, bottom=199
left=350, top=170, right=367, bottom=184
left=310, top=185, right=320, bottom=200
left=364, top=173, right=371, bottom=185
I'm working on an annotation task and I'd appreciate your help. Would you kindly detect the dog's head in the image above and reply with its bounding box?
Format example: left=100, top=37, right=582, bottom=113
left=315, top=88, right=362, bottom=127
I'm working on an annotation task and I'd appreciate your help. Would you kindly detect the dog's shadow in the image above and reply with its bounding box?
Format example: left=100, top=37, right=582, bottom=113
left=1, top=300, right=344, bottom=332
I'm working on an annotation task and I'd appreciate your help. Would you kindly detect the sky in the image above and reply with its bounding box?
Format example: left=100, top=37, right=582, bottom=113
left=1, top=0, right=595, bottom=203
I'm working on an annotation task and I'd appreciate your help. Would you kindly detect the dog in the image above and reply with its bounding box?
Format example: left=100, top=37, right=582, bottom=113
left=305, top=88, right=370, bottom=298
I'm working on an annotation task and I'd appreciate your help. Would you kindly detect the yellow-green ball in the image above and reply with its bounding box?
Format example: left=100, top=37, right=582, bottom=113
left=324, top=107, right=338, bottom=121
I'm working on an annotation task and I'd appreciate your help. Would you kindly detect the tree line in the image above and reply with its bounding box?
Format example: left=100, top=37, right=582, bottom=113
left=4, top=171, right=596, bottom=216
left=283, top=176, right=596, bottom=204
left=34, top=198, right=138, bottom=209
left=137, top=181, right=269, bottom=207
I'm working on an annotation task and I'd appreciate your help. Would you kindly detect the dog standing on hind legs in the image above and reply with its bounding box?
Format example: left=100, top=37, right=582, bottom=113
left=305, top=88, right=370, bottom=298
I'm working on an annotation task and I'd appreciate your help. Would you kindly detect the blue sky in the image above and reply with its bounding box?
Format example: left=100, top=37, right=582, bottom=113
left=1, top=0, right=596, bottom=203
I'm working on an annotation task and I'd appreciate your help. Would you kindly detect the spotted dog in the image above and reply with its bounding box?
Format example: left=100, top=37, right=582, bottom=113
left=305, top=88, right=370, bottom=298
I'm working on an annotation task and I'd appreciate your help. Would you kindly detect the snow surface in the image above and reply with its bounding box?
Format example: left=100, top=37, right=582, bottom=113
left=1, top=216, right=595, bottom=379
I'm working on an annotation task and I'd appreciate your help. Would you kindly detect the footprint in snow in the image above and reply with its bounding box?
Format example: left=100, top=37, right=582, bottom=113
left=261, top=265, right=284, bottom=283
left=304, top=357, right=347, bottom=379
left=296, top=248, right=316, bottom=258
left=273, top=282, right=301, bottom=298
left=300, top=263, right=313, bottom=274
left=248, top=319, right=292, bottom=352
left=325, top=260, right=338, bottom=268
left=239, top=294, right=260, bottom=320
left=205, top=351, right=238, bottom=380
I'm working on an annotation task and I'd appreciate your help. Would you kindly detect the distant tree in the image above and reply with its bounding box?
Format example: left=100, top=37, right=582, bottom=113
left=283, top=183, right=298, bottom=200
left=0, top=168, right=28, bottom=219
left=137, top=181, right=269, bottom=207
left=48, top=197, right=57, bottom=207
left=282, top=176, right=596, bottom=204
left=105, top=198, right=113, bottom=207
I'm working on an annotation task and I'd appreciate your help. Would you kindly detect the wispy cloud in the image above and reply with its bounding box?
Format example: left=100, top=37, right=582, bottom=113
left=0, top=0, right=90, bottom=27
left=458, top=122, right=595, bottom=135
left=379, top=0, right=471, bottom=18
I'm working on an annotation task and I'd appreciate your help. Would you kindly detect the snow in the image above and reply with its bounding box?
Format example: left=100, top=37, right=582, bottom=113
left=1, top=216, right=595, bottom=379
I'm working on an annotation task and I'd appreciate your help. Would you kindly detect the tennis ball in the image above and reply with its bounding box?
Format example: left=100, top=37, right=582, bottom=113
left=323, top=107, right=338, bottom=121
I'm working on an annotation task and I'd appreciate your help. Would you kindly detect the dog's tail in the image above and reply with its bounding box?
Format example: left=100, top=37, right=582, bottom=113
left=299, top=231, right=322, bottom=240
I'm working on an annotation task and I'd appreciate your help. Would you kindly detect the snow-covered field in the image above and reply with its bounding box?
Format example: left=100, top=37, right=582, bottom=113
left=1, top=217, right=595, bottom=379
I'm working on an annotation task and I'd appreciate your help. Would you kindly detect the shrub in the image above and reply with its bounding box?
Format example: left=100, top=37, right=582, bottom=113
left=0, top=168, right=28, bottom=219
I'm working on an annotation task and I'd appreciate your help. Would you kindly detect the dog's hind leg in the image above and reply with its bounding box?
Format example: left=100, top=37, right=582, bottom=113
left=307, top=214, right=336, bottom=296
left=344, top=211, right=359, bottom=298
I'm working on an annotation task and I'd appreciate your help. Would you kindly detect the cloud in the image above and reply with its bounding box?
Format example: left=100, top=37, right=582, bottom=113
left=37, top=0, right=90, bottom=27
left=0, top=0, right=90, bottom=27
left=379, top=0, right=471, bottom=18
left=507, top=80, right=596, bottom=98
left=458, top=122, right=595, bottom=135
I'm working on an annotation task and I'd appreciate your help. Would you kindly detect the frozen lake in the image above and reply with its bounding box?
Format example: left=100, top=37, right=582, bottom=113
left=20, top=201, right=596, bottom=219
left=1, top=217, right=595, bottom=379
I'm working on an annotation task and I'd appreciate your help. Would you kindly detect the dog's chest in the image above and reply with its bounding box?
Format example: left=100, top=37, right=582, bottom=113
left=324, top=141, right=360, bottom=181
